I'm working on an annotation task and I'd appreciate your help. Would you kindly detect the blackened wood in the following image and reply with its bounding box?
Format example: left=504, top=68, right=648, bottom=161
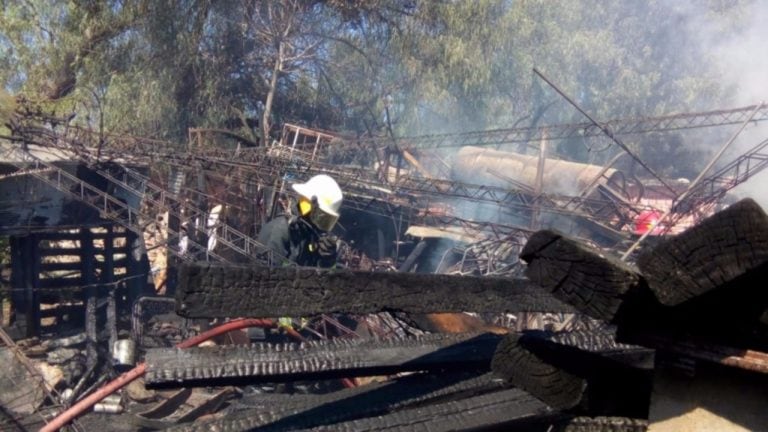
left=103, top=224, right=117, bottom=355
left=145, top=332, right=501, bottom=387
left=232, top=371, right=503, bottom=414
left=623, top=332, right=768, bottom=374
left=36, top=277, right=84, bottom=289
left=126, top=229, right=153, bottom=306
left=39, top=257, right=128, bottom=272
left=175, top=262, right=574, bottom=318
left=137, top=388, right=192, bottom=419
left=492, top=332, right=587, bottom=410
left=299, top=388, right=553, bottom=432
left=555, top=416, right=648, bottom=432
left=81, top=228, right=98, bottom=370
left=492, top=331, right=653, bottom=417
left=27, top=235, right=40, bottom=338
left=637, top=198, right=768, bottom=306
left=10, top=236, right=38, bottom=337
left=168, top=372, right=507, bottom=431
left=174, top=387, right=236, bottom=423
left=0, top=406, right=25, bottom=432
left=521, top=230, right=641, bottom=321
left=172, top=387, right=551, bottom=432
left=529, top=328, right=655, bottom=370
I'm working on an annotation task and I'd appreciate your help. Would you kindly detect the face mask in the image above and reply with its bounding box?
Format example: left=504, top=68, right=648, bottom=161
left=309, top=207, right=339, bottom=232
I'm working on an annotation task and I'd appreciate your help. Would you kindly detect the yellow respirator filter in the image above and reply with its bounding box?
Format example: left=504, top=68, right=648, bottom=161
left=298, top=197, right=313, bottom=216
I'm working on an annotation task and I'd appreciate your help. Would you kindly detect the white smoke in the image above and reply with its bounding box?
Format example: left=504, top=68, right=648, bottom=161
left=700, top=2, right=768, bottom=208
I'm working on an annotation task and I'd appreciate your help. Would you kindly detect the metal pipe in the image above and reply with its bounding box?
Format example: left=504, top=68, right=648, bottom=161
left=533, top=67, right=675, bottom=194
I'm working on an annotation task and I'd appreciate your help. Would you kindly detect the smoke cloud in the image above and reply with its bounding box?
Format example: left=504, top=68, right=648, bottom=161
left=694, top=1, right=768, bottom=207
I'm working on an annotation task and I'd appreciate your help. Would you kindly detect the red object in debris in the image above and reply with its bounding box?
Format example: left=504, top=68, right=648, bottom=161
left=633, top=210, right=663, bottom=235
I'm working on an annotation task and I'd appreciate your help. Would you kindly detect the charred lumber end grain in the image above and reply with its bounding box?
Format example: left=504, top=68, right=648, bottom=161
left=145, top=332, right=501, bottom=388
left=520, top=230, right=641, bottom=321
left=638, top=198, right=768, bottom=306
left=492, top=331, right=653, bottom=417
left=175, top=262, right=574, bottom=318
left=492, top=333, right=587, bottom=410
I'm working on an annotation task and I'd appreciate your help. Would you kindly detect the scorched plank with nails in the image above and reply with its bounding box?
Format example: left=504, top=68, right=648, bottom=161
left=174, top=263, right=575, bottom=318
left=145, top=332, right=501, bottom=387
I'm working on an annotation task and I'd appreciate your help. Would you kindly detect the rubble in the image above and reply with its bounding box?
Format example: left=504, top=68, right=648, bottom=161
left=2, top=102, right=768, bottom=430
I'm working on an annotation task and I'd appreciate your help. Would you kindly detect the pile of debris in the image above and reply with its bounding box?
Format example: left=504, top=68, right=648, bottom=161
left=3, top=101, right=768, bottom=431
left=19, top=197, right=756, bottom=431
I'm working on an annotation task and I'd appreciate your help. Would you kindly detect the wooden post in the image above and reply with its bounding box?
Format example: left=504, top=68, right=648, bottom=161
left=81, top=227, right=98, bottom=370
left=126, top=228, right=151, bottom=302
left=103, top=224, right=117, bottom=352
left=10, top=235, right=40, bottom=337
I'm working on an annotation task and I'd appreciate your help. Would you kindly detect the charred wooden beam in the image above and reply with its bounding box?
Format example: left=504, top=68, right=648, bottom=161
left=638, top=198, right=768, bottom=306
left=175, top=262, right=574, bottom=319
left=145, top=332, right=501, bottom=388
left=171, top=387, right=553, bottom=432
left=492, top=331, right=653, bottom=417
left=81, top=228, right=98, bottom=371
left=284, top=388, right=554, bottom=432
left=167, top=371, right=509, bottom=431
left=624, top=333, right=768, bottom=374
left=520, top=230, right=641, bottom=321
left=232, top=371, right=502, bottom=413
left=530, top=328, right=655, bottom=370
left=492, top=333, right=586, bottom=410
left=557, top=416, right=649, bottom=432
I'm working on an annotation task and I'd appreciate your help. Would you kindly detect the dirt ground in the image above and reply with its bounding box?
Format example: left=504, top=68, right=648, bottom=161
left=648, top=364, right=768, bottom=432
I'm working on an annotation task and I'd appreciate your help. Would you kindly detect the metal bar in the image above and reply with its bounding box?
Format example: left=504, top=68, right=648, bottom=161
left=533, top=67, right=675, bottom=194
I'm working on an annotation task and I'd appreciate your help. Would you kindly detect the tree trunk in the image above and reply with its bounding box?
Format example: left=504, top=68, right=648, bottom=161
left=262, top=42, right=283, bottom=146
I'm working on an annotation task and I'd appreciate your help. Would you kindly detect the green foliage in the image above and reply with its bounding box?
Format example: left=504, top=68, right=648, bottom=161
left=0, top=0, right=757, bottom=176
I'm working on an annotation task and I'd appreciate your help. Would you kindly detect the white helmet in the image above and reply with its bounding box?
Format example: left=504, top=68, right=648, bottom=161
left=291, top=174, right=343, bottom=231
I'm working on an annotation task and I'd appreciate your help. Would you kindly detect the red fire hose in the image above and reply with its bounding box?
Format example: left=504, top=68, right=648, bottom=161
left=40, top=318, right=275, bottom=432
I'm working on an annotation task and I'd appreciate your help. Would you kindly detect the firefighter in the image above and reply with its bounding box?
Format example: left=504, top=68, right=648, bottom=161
left=258, top=174, right=343, bottom=268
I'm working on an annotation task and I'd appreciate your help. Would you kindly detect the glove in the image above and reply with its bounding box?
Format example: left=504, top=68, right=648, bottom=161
left=317, top=236, right=337, bottom=262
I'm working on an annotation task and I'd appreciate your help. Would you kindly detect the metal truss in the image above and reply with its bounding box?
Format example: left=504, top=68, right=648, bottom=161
left=664, top=136, right=768, bottom=231
left=5, top=141, right=274, bottom=266
left=12, top=103, right=768, bottom=250
left=51, top=130, right=638, bottom=244
left=4, top=153, right=223, bottom=263
left=339, top=104, right=768, bottom=150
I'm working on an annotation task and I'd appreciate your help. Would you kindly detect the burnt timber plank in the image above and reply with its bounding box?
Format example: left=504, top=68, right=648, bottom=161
left=623, top=332, right=768, bottom=374
left=298, top=388, right=554, bottom=432
left=145, top=332, right=501, bottom=387
left=175, top=262, right=574, bottom=318
left=556, top=416, right=648, bottom=432
left=168, top=371, right=510, bottom=431
left=529, top=328, right=655, bottom=370
left=231, top=371, right=504, bottom=413
left=637, top=198, right=768, bottom=306
left=520, top=230, right=641, bottom=321
left=492, top=332, right=587, bottom=410
left=492, top=331, right=653, bottom=417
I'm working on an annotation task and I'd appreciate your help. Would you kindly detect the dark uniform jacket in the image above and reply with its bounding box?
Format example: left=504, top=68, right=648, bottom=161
left=257, top=215, right=336, bottom=268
